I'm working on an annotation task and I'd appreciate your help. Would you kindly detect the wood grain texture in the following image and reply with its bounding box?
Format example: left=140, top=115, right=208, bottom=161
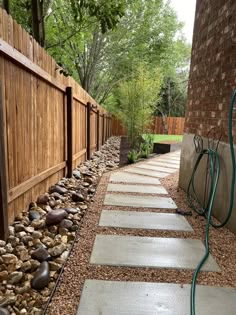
left=0, top=8, right=112, bottom=225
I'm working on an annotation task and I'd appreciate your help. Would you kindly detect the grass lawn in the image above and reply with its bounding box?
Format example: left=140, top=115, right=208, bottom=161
left=143, top=134, right=183, bottom=142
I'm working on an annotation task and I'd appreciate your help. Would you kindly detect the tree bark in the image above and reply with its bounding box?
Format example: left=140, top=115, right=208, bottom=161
left=2, top=0, right=9, bottom=13
left=31, top=0, right=45, bottom=47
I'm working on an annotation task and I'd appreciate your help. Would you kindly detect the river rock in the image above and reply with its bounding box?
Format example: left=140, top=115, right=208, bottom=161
left=0, top=307, right=10, bottom=315
left=73, top=170, right=81, bottom=179
left=14, top=224, right=25, bottom=233
left=0, top=248, right=6, bottom=255
left=36, top=194, right=49, bottom=205
left=29, top=211, right=41, bottom=221
left=0, top=271, right=8, bottom=281
left=49, top=185, right=68, bottom=195
left=31, top=219, right=45, bottom=229
left=2, top=254, right=18, bottom=265
left=8, top=271, right=23, bottom=284
left=21, top=261, right=32, bottom=272
left=31, top=248, right=51, bottom=262
left=48, top=243, right=66, bottom=257
left=48, top=261, right=61, bottom=271
left=0, top=295, right=17, bottom=307
left=59, top=219, right=73, bottom=229
left=16, top=247, right=30, bottom=262
left=72, top=192, right=84, bottom=202
left=64, top=207, right=78, bottom=214
left=0, top=241, right=6, bottom=247
left=46, top=209, right=68, bottom=225
left=31, top=262, right=50, bottom=290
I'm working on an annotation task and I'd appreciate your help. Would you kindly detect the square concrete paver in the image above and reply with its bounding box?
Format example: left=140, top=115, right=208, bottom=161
left=124, top=167, right=168, bottom=178
left=99, top=210, right=193, bottom=231
left=104, top=194, right=177, bottom=209
left=135, top=164, right=177, bottom=173
left=147, top=161, right=179, bottom=169
left=77, top=280, right=236, bottom=315
left=90, top=235, right=220, bottom=271
left=107, top=183, right=168, bottom=194
left=154, top=158, right=180, bottom=165
left=109, top=172, right=161, bottom=185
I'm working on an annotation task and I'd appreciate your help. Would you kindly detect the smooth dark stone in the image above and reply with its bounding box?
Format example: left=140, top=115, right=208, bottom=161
left=72, top=193, right=84, bottom=202
left=0, top=307, right=10, bottom=315
left=31, top=261, right=50, bottom=290
left=49, top=185, right=68, bottom=195
left=31, top=248, right=51, bottom=262
left=36, top=194, right=49, bottom=204
left=64, top=207, right=78, bottom=215
left=73, top=170, right=81, bottom=179
left=46, top=209, right=68, bottom=225
left=59, top=219, right=73, bottom=229
left=29, top=211, right=41, bottom=221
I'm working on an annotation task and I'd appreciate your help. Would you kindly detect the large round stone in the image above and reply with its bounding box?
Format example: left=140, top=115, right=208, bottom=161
left=31, top=261, right=50, bottom=290
left=0, top=307, right=10, bottom=315
left=45, top=209, right=68, bottom=225
left=36, top=194, right=49, bottom=205
left=49, top=185, right=68, bottom=195
left=29, top=211, right=41, bottom=221
left=31, top=248, right=51, bottom=262
left=72, top=192, right=84, bottom=202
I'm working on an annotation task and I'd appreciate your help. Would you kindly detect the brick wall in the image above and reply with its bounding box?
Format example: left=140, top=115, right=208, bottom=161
left=185, top=0, right=236, bottom=143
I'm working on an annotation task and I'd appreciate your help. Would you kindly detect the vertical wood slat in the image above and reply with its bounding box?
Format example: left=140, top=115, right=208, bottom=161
left=66, top=87, right=73, bottom=177
left=86, top=102, right=91, bottom=160
left=97, top=110, right=100, bottom=151
left=0, top=81, right=8, bottom=240
left=102, top=114, right=105, bottom=145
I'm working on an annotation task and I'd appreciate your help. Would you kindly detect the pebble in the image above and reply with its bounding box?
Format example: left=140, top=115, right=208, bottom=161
left=45, top=209, right=68, bottom=225
left=0, top=241, right=6, bottom=247
left=31, top=262, right=50, bottom=290
left=59, top=219, right=73, bottom=229
left=49, top=185, right=68, bottom=195
left=29, top=211, right=41, bottom=221
left=31, top=248, right=51, bottom=262
left=48, top=244, right=66, bottom=257
left=64, top=207, right=78, bottom=214
left=8, top=271, right=23, bottom=284
left=72, top=192, right=84, bottom=202
left=31, top=219, right=45, bottom=229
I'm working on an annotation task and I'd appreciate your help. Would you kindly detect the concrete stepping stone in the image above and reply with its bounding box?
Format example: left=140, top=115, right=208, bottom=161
left=135, top=164, right=177, bottom=173
left=77, top=280, right=236, bottom=315
left=147, top=161, right=179, bottom=169
left=107, top=183, right=168, bottom=194
left=124, top=167, right=168, bottom=178
left=154, top=158, right=180, bottom=165
left=104, top=194, right=177, bottom=209
left=90, top=235, right=220, bottom=271
left=99, top=210, right=193, bottom=231
left=109, top=172, right=161, bottom=185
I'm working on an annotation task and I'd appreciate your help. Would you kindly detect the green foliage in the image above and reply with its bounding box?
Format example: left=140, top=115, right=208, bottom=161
left=127, top=150, right=138, bottom=164
left=114, top=64, right=162, bottom=149
left=139, top=143, right=151, bottom=159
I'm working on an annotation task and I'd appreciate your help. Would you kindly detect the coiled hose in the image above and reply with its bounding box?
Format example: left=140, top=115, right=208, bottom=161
left=187, top=90, right=236, bottom=315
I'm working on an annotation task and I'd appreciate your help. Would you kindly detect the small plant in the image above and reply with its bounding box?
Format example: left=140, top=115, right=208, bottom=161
left=142, top=134, right=154, bottom=153
left=139, top=143, right=150, bottom=159
left=127, top=150, right=138, bottom=164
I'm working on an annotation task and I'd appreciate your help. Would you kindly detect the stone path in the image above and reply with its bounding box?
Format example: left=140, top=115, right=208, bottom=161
left=77, top=151, right=236, bottom=314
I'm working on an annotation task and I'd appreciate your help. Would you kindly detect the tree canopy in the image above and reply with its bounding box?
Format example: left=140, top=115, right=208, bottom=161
left=1, top=0, right=191, bottom=120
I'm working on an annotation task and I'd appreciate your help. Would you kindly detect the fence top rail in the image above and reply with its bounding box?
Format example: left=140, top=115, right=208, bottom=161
left=0, top=38, right=66, bottom=92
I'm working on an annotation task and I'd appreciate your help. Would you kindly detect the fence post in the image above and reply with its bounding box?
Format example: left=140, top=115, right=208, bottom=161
left=97, top=110, right=100, bottom=151
left=66, top=87, right=73, bottom=178
left=102, top=113, right=105, bottom=145
left=0, top=82, right=8, bottom=240
left=87, top=102, right=91, bottom=160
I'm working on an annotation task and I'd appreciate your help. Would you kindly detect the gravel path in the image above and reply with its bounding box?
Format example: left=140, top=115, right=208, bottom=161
left=47, top=169, right=236, bottom=315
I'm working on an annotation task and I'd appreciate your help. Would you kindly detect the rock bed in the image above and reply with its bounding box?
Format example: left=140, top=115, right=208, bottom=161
left=0, top=137, right=120, bottom=315
left=47, top=170, right=236, bottom=315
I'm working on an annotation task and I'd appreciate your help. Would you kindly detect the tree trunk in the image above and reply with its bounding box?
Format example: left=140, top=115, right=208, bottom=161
left=31, top=0, right=45, bottom=47
left=2, top=0, right=9, bottom=13
left=167, top=78, right=171, bottom=117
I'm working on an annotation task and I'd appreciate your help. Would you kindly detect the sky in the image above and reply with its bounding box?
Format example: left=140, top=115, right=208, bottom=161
left=170, top=0, right=197, bottom=43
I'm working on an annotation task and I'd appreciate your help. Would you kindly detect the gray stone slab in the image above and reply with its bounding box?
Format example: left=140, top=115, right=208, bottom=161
left=109, top=172, right=161, bottom=185
left=124, top=167, right=168, bottom=178
left=77, top=280, right=236, bottom=315
left=154, top=158, right=180, bottom=165
left=147, top=161, right=179, bottom=169
left=99, top=210, right=193, bottom=231
left=104, top=194, right=177, bottom=209
left=90, top=235, right=220, bottom=271
left=135, top=164, right=177, bottom=173
left=107, top=183, right=168, bottom=194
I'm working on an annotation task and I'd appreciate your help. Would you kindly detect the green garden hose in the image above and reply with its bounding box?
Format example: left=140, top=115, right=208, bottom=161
left=187, top=90, right=236, bottom=315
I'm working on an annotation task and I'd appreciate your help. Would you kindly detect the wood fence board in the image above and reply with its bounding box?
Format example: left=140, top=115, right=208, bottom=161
left=0, top=8, right=112, bottom=229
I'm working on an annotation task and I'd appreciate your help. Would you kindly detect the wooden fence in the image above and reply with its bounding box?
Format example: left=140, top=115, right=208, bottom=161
left=112, top=116, right=185, bottom=136
left=0, top=9, right=112, bottom=239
